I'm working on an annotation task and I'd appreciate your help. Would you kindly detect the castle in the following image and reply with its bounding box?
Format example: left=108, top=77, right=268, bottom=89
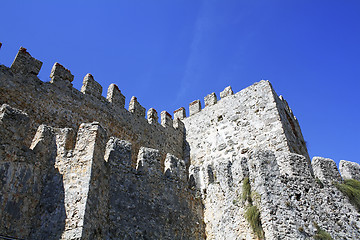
left=0, top=46, right=359, bottom=240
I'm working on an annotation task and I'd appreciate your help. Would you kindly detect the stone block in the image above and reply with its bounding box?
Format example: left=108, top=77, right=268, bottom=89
left=312, top=157, right=342, bottom=182
left=161, top=111, right=173, bottom=128
left=173, top=118, right=184, bottom=131
left=164, top=154, right=186, bottom=181
left=136, top=147, right=161, bottom=175
left=11, top=47, right=42, bottom=75
left=189, top=100, right=201, bottom=116
left=54, top=127, right=76, bottom=154
left=105, top=137, right=132, bottom=167
left=276, top=153, right=312, bottom=178
left=50, top=62, right=74, bottom=89
left=30, top=124, right=57, bottom=166
left=339, top=160, right=360, bottom=181
left=0, top=104, right=29, bottom=145
left=220, top=86, right=233, bottom=98
left=204, top=92, right=217, bottom=107
left=147, top=108, right=158, bottom=124
left=50, top=62, right=74, bottom=82
left=128, top=96, right=146, bottom=118
left=106, top=84, right=125, bottom=109
left=174, top=107, right=186, bottom=120
left=80, top=74, right=103, bottom=99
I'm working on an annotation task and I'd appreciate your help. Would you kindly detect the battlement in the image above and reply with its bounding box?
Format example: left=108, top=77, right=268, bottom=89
left=339, top=160, right=360, bottom=181
left=10, top=47, right=43, bottom=75
left=1, top=43, right=360, bottom=240
left=0, top=104, right=200, bottom=239
left=0, top=46, right=185, bottom=162
left=312, top=156, right=342, bottom=182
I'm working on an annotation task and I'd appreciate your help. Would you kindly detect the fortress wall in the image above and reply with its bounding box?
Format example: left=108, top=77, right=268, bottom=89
left=273, top=93, right=310, bottom=161
left=0, top=104, right=205, bottom=239
left=0, top=47, right=184, bottom=165
left=182, top=80, right=294, bottom=239
left=106, top=139, right=205, bottom=239
left=182, top=80, right=301, bottom=168
left=0, top=105, right=66, bottom=239
left=248, top=150, right=360, bottom=240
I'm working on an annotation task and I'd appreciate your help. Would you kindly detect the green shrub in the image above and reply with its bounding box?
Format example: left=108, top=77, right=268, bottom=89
left=335, top=179, right=360, bottom=211
left=245, top=205, right=264, bottom=239
left=313, top=222, right=333, bottom=240
left=242, top=177, right=252, bottom=203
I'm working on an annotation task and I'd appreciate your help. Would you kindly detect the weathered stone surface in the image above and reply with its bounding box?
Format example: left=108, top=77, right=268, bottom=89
left=49, top=62, right=74, bottom=89
left=50, top=62, right=74, bottom=82
left=204, top=92, right=217, bottom=107
left=220, top=86, right=233, bottom=98
left=0, top=60, right=184, bottom=164
left=106, top=139, right=205, bottom=239
left=128, top=96, right=146, bottom=118
left=136, top=147, right=161, bottom=175
left=81, top=73, right=102, bottom=99
left=164, top=153, right=186, bottom=181
left=10, top=47, right=42, bottom=75
left=147, top=108, right=158, bottom=124
left=174, top=107, right=186, bottom=120
left=248, top=150, right=360, bottom=240
left=312, top=156, right=342, bottom=182
left=161, top=110, right=173, bottom=128
left=189, top=99, right=201, bottom=116
left=1, top=46, right=359, bottom=240
left=0, top=104, right=29, bottom=145
left=106, top=83, right=125, bottom=109
left=276, top=152, right=312, bottom=178
left=339, top=160, right=360, bottom=181
left=61, top=122, right=108, bottom=239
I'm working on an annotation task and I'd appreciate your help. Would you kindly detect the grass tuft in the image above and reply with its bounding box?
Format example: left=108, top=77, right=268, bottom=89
left=335, top=179, right=360, bottom=211
left=245, top=205, right=264, bottom=239
left=313, top=222, right=333, bottom=240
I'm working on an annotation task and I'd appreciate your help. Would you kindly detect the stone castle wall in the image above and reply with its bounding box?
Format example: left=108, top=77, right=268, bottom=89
left=1, top=45, right=360, bottom=239
left=0, top=103, right=205, bottom=239
left=0, top=47, right=184, bottom=165
left=181, top=80, right=359, bottom=239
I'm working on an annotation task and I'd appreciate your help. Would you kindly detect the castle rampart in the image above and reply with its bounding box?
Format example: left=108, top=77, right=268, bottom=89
left=0, top=103, right=205, bottom=239
left=1, top=45, right=360, bottom=240
left=0, top=47, right=184, bottom=165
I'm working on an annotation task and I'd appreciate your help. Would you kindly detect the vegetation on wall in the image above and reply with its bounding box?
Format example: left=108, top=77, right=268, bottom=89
left=242, top=177, right=264, bottom=239
left=334, top=179, right=360, bottom=211
left=313, top=222, right=333, bottom=240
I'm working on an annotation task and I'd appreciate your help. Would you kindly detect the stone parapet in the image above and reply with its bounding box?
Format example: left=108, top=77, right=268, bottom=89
left=312, top=157, right=342, bottom=182
left=81, top=73, right=103, bottom=99
left=204, top=92, right=217, bottom=107
left=129, top=96, right=146, bottom=118
left=0, top=46, right=185, bottom=162
left=220, top=86, right=233, bottom=98
left=339, top=160, right=360, bottom=181
left=147, top=108, right=158, bottom=124
left=174, top=107, right=186, bottom=120
left=10, top=47, right=42, bottom=75
left=106, top=83, right=125, bottom=109
left=189, top=100, right=201, bottom=116
left=161, top=111, right=173, bottom=128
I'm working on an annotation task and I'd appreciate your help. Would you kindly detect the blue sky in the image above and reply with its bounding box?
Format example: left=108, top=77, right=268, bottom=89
left=1, top=1, right=359, bottom=166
